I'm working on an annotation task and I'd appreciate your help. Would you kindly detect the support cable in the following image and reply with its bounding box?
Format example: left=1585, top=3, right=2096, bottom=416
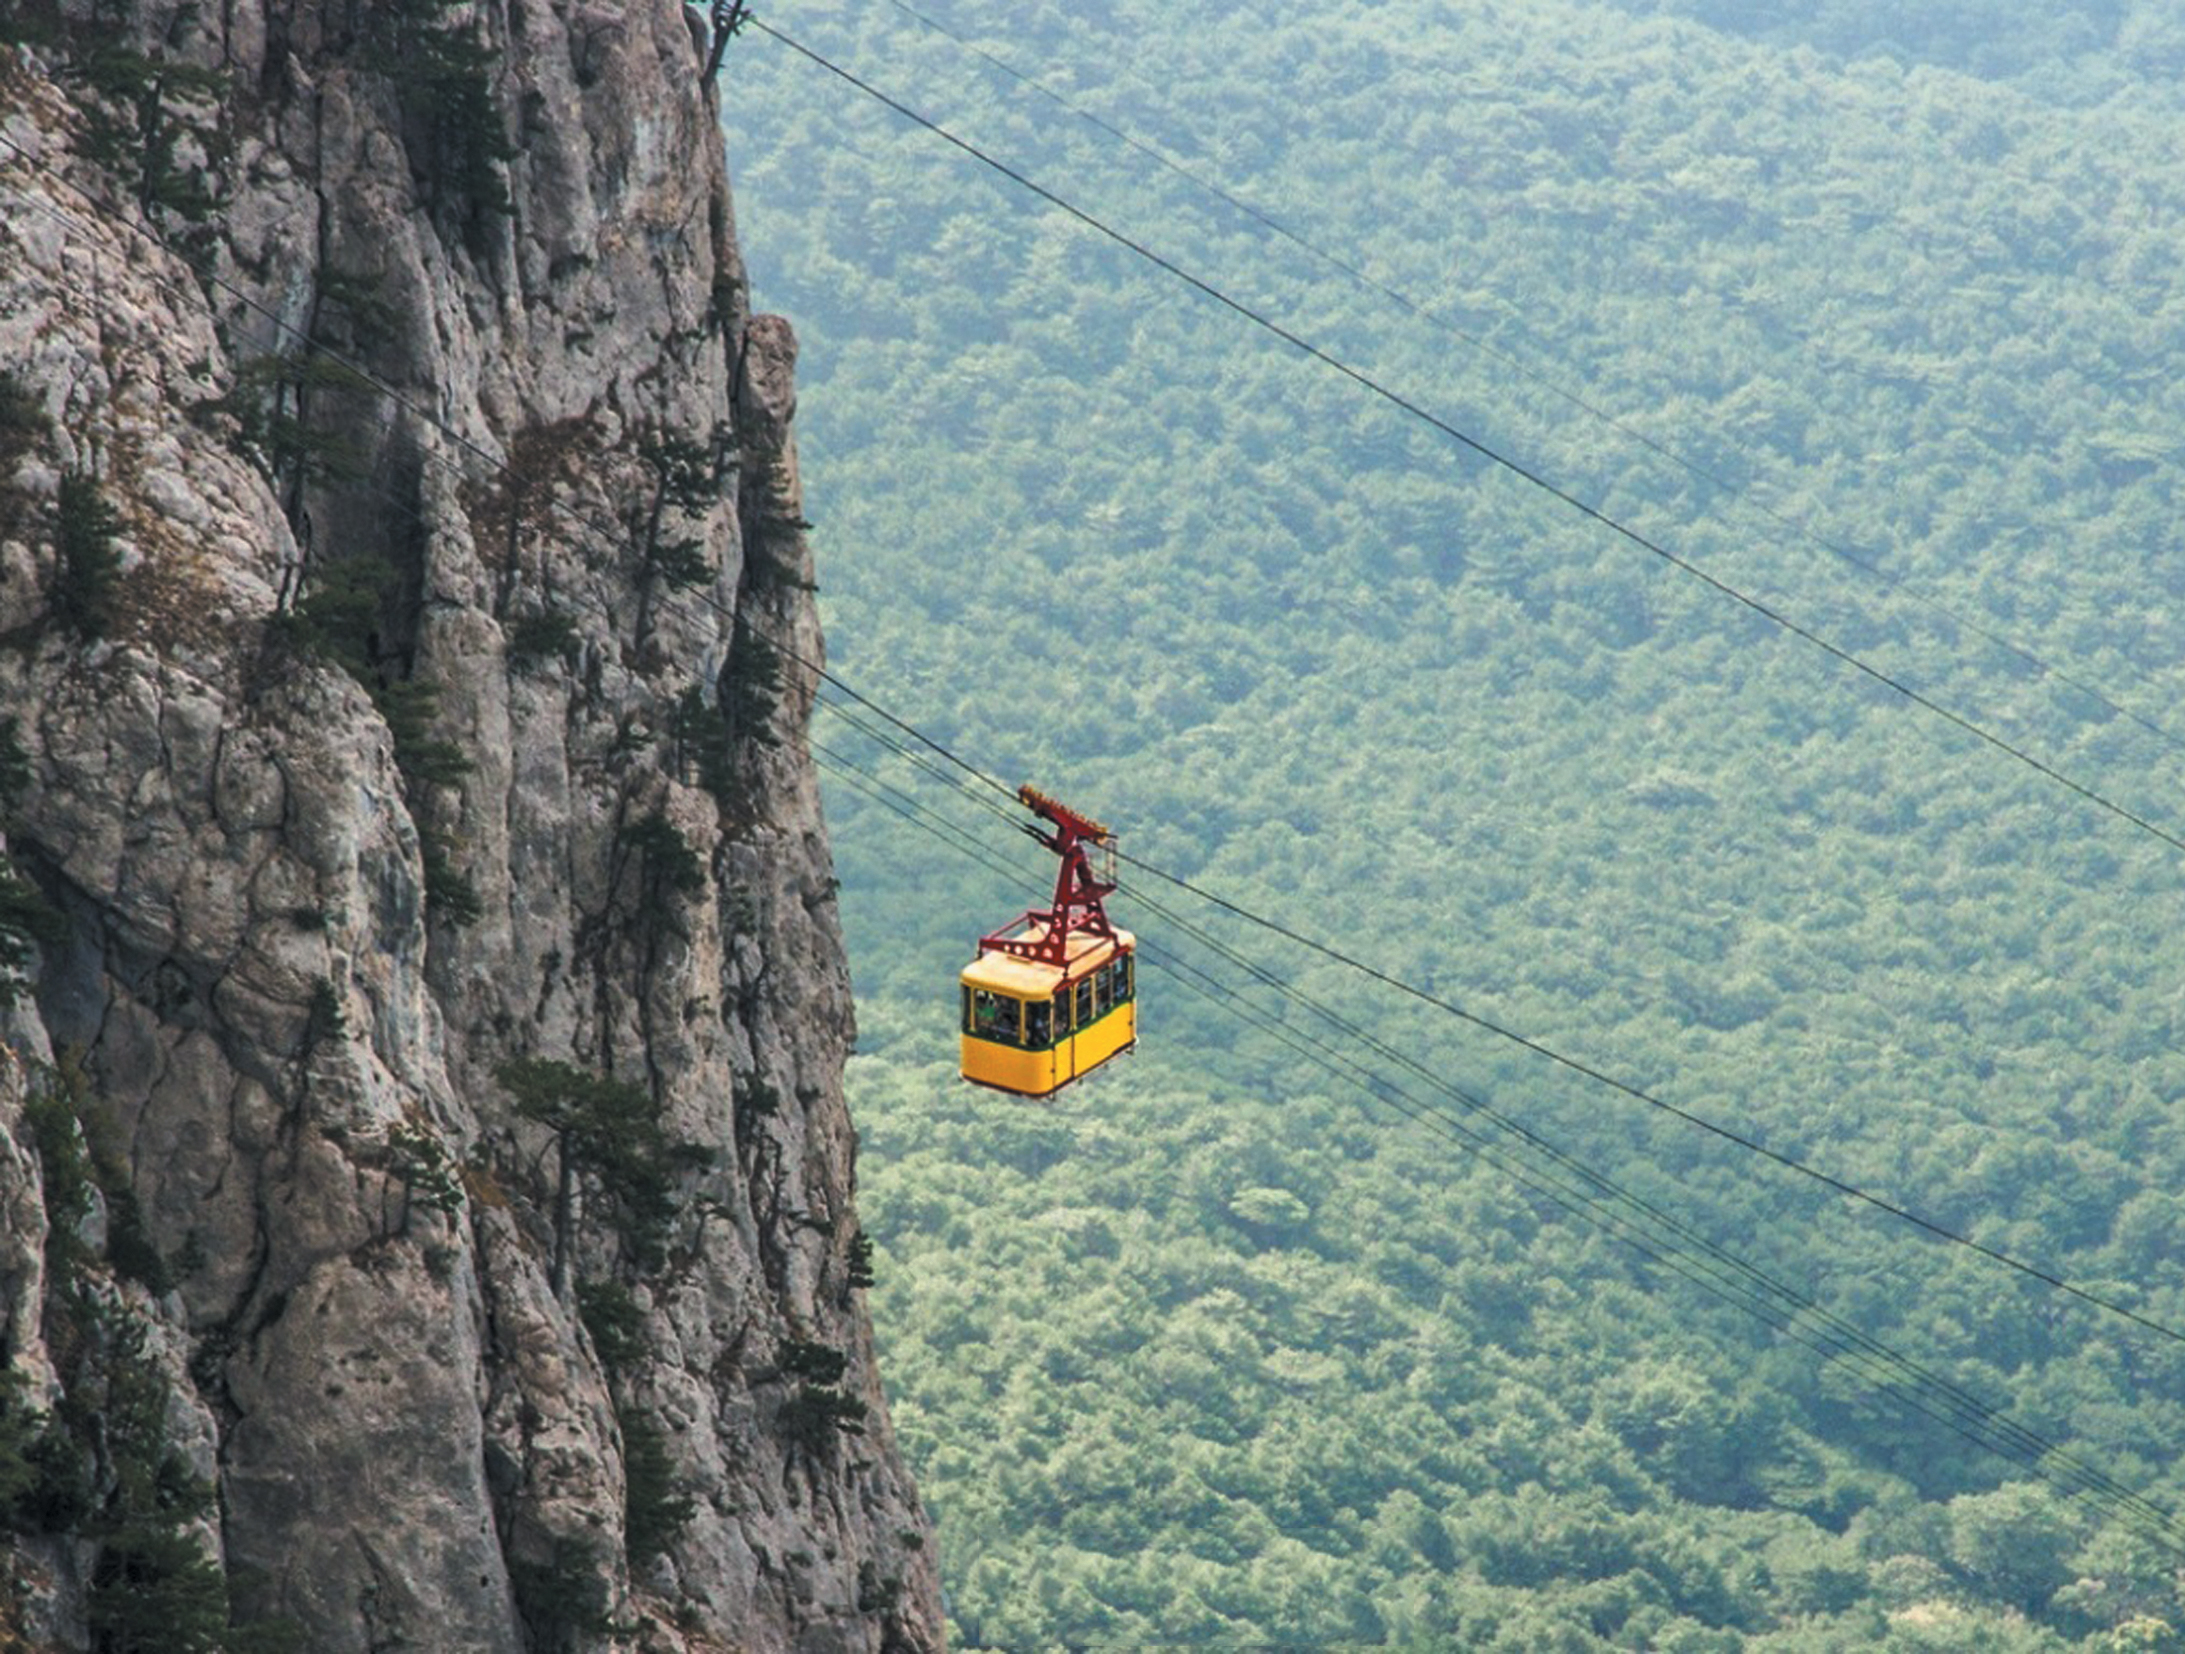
left=868, top=0, right=2185, bottom=757
left=1133, top=922, right=2182, bottom=1540
left=1114, top=846, right=2185, bottom=1351
left=10, top=108, right=2183, bottom=872
left=811, top=726, right=2185, bottom=1554
left=9, top=98, right=2182, bottom=1388
left=817, top=692, right=2185, bottom=1352
left=748, top=22, right=2185, bottom=861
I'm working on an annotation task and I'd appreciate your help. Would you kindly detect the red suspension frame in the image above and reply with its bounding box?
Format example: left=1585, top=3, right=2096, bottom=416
left=979, top=784, right=1119, bottom=968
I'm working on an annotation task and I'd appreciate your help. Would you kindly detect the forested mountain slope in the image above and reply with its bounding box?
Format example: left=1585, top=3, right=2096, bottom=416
left=722, top=1, right=2185, bottom=1646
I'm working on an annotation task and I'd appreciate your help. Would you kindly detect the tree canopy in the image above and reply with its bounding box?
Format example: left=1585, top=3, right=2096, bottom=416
left=722, top=0, right=2185, bottom=1644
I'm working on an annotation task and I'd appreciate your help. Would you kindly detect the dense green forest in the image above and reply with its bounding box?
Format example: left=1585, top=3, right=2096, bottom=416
left=721, top=1, right=2185, bottom=1645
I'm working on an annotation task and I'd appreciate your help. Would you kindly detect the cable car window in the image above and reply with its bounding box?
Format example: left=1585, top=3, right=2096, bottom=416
left=1026, top=1000, right=1052, bottom=1049
left=970, top=989, right=1022, bottom=1046
left=1074, top=978, right=1094, bottom=1028
left=1117, top=954, right=1134, bottom=1002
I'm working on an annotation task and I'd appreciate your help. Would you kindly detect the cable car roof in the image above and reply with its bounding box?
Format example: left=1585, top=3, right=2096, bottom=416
left=962, top=926, right=1134, bottom=994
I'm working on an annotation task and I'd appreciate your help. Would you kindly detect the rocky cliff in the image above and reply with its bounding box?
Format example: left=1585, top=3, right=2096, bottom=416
left=0, top=1, right=943, bottom=1648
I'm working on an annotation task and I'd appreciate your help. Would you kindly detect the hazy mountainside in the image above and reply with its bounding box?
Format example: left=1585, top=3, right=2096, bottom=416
left=722, top=0, right=2185, bottom=1646
left=0, top=2, right=940, bottom=1649
left=1604, top=0, right=2185, bottom=98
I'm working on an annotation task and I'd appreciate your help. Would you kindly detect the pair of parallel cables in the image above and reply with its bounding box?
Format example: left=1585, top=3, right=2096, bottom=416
left=811, top=688, right=2185, bottom=1560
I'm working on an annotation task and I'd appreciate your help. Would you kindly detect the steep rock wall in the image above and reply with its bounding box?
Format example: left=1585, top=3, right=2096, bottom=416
left=0, top=2, right=942, bottom=1649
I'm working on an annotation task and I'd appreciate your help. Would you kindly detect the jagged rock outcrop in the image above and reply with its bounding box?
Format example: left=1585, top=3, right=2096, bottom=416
left=0, top=2, right=942, bottom=1649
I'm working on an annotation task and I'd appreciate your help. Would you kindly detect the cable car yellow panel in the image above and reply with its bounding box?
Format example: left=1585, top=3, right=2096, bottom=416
left=960, top=929, right=1136, bottom=1098
left=961, top=786, right=1135, bottom=1098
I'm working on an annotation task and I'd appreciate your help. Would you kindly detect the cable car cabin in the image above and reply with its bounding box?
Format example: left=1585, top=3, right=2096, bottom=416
left=960, top=784, right=1137, bottom=1098
left=960, top=926, right=1137, bottom=1098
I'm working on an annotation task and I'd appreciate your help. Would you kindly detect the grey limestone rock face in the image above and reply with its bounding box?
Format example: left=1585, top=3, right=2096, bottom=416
left=0, top=3, right=941, bottom=1649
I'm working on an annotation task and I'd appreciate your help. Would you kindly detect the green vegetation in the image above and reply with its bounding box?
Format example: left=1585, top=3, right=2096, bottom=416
left=669, top=681, right=739, bottom=804
left=0, top=715, right=60, bottom=1005
left=495, top=1057, right=713, bottom=1286
left=52, top=469, right=124, bottom=640
left=304, top=975, right=346, bottom=1052
left=494, top=1059, right=709, bottom=1578
left=12, top=1058, right=295, bottom=1651
left=844, top=1229, right=876, bottom=1291
left=311, top=267, right=398, bottom=343
left=775, top=1336, right=869, bottom=1461
left=196, top=353, right=376, bottom=497
left=21, top=1060, right=95, bottom=1282
left=385, top=1115, right=463, bottom=1226
left=507, top=606, right=581, bottom=671
left=62, top=37, right=227, bottom=268
left=720, top=622, right=782, bottom=750
left=0, top=856, right=50, bottom=1001
left=77, top=1322, right=230, bottom=1654
left=508, top=1538, right=614, bottom=1653
left=360, top=0, right=518, bottom=223
left=778, top=1381, right=868, bottom=1458
left=778, top=1338, right=850, bottom=1386
left=619, top=808, right=706, bottom=926
left=278, top=553, right=483, bottom=925
left=620, top=1407, right=696, bottom=1567
left=699, top=0, right=754, bottom=85
left=726, top=0, right=2185, bottom=1645
left=576, top=1280, right=648, bottom=1375
left=377, top=679, right=475, bottom=791
left=631, top=428, right=725, bottom=626
left=23, top=1054, right=167, bottom=1293
left=274, top=551, right=386, bottom=676
left=661, top=627, right=784, bottom=821
left=79, top=1116, right=169, bottom=1298
left=0, top=4, right=60, bottom=49
left=0, top=370, right=42, bottom=477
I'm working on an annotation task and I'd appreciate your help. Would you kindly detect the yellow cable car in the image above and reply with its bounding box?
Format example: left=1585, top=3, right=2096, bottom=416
left=960, top=786, right=1137, bottom=1098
